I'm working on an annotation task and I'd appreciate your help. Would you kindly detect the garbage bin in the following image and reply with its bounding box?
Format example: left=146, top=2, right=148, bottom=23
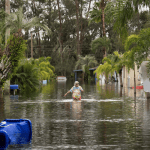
left=0, top=119, right=32, bottom=149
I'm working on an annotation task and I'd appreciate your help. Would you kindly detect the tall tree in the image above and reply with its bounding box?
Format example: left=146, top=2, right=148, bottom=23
left=4, top=7, right=50, bottom=34
left=57, top=0, right=63, bottom=66
left=105, top=0, right=150, bottom=41
left=74, top=0, right=92, bottom=57
left=4, top=6, right=50, bottom=59
left=5, top=0, right=10, bottom=44
left=79, top=0, right=92, bottom=56
left=89, top=0, right=108, bottom=58
left=75, top=0, right=80, bottom=56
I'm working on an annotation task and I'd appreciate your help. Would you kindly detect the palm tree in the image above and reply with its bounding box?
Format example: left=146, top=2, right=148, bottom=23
left=95, top=51, right=125, bottom=86
left=75, top=55, right=98, bottom=80
left=89, top=1, right=107, bottom=58
left=91, top=36, right=111, bottom=63
left=107, top=51, right=125, bottom=87
left=3, top=6, right=51, bottom=57
left=4, top=7, right=51, bottom=35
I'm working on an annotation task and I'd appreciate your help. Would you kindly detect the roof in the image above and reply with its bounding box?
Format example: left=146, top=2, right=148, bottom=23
left=73, top=66, right=98, bottom=72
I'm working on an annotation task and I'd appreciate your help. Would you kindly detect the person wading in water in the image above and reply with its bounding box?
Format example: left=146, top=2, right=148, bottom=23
left=64, top=81, right=84, bottom=100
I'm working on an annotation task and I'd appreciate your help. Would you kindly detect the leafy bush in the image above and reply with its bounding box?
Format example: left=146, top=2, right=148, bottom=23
left=33, top=57, right=55, bottom=81
left=11, top=59, right=39, bottom=92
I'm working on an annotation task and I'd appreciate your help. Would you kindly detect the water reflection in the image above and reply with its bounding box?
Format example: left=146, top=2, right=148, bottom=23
left=57, top=81, right=66, bottom=99
left=123, top=85, right=145, bottom=99
left=147, top=98, right=150, bottom=111
left=71, top=100, right=82, bottom=143
left=1, top=80, right=150, bottom=149
left=4, top=95, right=11, bottom=118
left=96, top=82, right=120, bottom=99
left=0, top=97, right=5, bottom=121
left=7, top=144, right=32, bottom=150
left=10, top=95, right=19, bottom=101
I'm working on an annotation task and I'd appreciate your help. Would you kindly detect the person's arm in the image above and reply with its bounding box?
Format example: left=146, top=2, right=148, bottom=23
left=79, top=86, right=84, bottom=92
left=64, top=90, right=71, bottom=97
left=64, top=86, right=74, bottom=97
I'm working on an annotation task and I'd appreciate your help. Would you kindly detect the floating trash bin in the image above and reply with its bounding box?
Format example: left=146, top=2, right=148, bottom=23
left=43, top=80, right=47, bottom=84
left=0, top=119, right=32, bottom=149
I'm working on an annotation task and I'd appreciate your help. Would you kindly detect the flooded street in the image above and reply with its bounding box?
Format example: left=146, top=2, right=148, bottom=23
left=0, top=79, right=150, bottom=150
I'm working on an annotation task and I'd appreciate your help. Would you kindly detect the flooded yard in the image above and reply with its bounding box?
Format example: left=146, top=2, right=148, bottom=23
left=0, top=79, right=150, bottom=150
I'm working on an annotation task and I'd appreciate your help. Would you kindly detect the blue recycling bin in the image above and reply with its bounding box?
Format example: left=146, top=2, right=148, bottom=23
left=0, top=119, right=32, bottom=149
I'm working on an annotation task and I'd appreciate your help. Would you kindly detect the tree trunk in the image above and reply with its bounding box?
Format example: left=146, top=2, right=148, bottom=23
left=0, top=88, right=4, bottom=121
left=105, top=75, right=108, bottom=84
left=100, top=0, right=106, bottom=58
left=146, top=92, right=150, bottom=100
left=80, top=0, right=92, bottom=56
left=31, top=32, right=33, bottom=58
left=0, top=84, right=3, bottom=99
left=79, top=0, right=83, bottom=56
left=137, top=12, right=140, bottom=31
left=38, top=32, right=41, bottom=57
left=101, top=4, right=105, bottom=36
left=5, top=0, right=10, bottom=95
left=134, top=64, right=136, bottom=101
left=5, top=0, right=10, bottom=45
left=82, top=72, right=84, bottom=81
left=119, top=70, right=123, bottom=87
left=120, top=86, right=122, bottom=97
left=32, top=0, right=36, bottom=16
left=57, top=0, right=63, bottom=68
left=75, top=0, right=80, bottom=57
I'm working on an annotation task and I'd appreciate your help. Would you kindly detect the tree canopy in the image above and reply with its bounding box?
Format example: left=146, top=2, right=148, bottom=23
left=0, top=0, right=150, bottom=78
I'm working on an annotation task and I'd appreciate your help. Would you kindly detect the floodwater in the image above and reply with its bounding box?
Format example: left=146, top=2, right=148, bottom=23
left=0, top=79, right=150, bottom=150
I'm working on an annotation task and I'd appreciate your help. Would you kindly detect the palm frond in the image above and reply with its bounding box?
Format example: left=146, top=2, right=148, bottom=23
left=89, top=2, right=102, bottom=25
left=3, top=6, right=51, bottom=35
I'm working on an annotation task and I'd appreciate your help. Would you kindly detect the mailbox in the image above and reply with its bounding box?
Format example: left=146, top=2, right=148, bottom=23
left=10, top=85, right=19, bottom=90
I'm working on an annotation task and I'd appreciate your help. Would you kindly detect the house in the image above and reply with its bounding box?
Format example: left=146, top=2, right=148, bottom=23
left=122, top=64, right=142, bottom=88
left=98, top=63, right=142, bottom=88
left=73, top=67, right=98, bottom=81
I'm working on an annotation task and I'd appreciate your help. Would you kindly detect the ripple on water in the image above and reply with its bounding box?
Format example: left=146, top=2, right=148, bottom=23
left=32, top=144, right=119, bottom=150
left=12, top=99, right=123, bottom=104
